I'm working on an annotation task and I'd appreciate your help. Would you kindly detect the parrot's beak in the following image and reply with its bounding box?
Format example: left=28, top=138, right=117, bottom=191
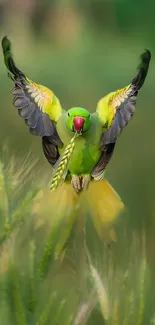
left=73, top=116, right=85, bottom=133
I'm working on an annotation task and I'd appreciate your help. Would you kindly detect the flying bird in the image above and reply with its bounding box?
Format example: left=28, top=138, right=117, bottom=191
left=1, top=36, right=151, bottom=194
left=1, top=36, right=152, bottom=248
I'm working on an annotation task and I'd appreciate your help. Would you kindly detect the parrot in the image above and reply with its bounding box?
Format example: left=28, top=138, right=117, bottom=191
left=1, top=36, right=151, bottom=193
left=1, top=36, right=151, bottom=249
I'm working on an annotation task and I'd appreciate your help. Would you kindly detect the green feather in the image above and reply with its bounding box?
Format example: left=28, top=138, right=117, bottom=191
left=57, top=112, right=103, bottom=176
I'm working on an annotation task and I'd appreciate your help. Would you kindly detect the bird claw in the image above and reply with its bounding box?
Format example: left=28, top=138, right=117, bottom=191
left=82, top=175, right=90, bottom=191
left=71, top=175, right=90, bottom=193
left=71, top=175, right=81, bottom=193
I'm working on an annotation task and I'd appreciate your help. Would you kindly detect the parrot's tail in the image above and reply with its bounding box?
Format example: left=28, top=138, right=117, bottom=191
left=33, top=179, right=124, bottom=257
left=2, top=36, right=25, bottom=79
left=82, top=179, right=124, bottom=244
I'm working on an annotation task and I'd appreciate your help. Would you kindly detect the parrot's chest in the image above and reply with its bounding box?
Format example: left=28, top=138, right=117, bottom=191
left=56, top=115, right=102, bottom=175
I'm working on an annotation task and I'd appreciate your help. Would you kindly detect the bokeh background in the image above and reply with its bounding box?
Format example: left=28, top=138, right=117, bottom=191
left=0, top=0, right=155, bottom=232
left=0, top=1, right=155, bottom=323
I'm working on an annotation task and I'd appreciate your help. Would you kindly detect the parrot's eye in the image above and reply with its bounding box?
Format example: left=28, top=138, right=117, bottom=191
left=68, top=113, right=70, bottom=117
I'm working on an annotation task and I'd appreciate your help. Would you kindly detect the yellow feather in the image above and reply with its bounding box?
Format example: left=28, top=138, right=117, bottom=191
left=96, top=84, right=131, bottom=128
left=110, top=85, right=131, bottom=108
left=82, top=179, right=124, bottom=243
left=96, top=92, right=116, bottom=128
left=26, top=78, right=62, bottom=122
left=33, top=177, right=124, bottom=259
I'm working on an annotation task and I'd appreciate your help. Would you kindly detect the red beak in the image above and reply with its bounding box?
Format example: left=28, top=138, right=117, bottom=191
left=73, top=116, right=85, bottom=132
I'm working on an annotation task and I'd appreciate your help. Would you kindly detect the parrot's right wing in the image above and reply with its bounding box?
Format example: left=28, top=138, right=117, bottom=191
left=2, top=36, right=63, bottom=147
left=92, top=49, right=151, bottom=179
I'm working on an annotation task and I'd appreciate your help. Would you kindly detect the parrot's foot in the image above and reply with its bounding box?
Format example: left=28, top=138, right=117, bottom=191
left=71, top=175, right=91, bottom=193
left=82, top=175, right=91, bottom=191
left=71, top=175, right=81, bottom=193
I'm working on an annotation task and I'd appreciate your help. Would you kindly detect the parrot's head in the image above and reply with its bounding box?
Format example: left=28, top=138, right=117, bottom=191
left=66, top=107, right=92, bottom=134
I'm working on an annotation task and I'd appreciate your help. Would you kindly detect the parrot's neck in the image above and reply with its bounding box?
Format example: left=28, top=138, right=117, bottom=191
left=56, top=114, right=103, bottom=177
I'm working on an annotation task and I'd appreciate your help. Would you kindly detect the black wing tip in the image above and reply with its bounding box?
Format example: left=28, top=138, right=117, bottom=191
left=131, top=49, right=151, bottom=90
left=141, top=49, right=151, bottom=63
left=2, top=35, right=11, bottom=53
left=2, top=35, right=8, bottom=44
left=2, top=36, right=26, bottom=79
left=2, top=35, right=8, bottom=43
left=139, top=49, right=151, bottom=71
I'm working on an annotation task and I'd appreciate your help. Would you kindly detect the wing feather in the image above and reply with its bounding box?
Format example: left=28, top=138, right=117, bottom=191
left=92, top=50, right=151, bottom=179
left=2, top=36, right=63, bottom=148
left=100, top=50, right=151, bottom=145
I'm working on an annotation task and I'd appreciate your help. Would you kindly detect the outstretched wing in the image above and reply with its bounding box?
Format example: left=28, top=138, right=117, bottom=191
left=2, top=36, right=63, bottom=145
left=92, top=50, right=151, bottom=179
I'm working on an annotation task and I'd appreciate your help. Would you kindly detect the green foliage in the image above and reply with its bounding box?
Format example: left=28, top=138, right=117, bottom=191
left=0, top=153, right=154, bottom=325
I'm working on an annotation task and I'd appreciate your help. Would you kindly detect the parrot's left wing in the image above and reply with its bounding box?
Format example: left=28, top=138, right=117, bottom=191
left=2, top=36, right=63, bottom=144
left=92, top=49, right=151, bottom=179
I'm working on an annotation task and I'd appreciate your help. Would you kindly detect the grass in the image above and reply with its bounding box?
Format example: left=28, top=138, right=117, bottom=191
left=0, top=11, right=154, bottom=323
left=0, top=151, right=154, bottom=325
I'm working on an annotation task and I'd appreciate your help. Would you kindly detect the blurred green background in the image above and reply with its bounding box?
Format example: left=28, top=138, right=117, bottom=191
left=0, top=1, right=155, bottom=323
left=0, top=0, right=155, bottom=232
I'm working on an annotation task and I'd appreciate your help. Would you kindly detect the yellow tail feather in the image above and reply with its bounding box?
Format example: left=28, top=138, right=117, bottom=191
left=33, top=179, right=124, bottom=257
left=82, top=179, right=124, bottom=243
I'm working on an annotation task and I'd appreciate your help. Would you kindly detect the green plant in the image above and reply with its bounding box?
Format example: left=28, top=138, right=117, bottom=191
left=0, top=152, right=154, bottom=325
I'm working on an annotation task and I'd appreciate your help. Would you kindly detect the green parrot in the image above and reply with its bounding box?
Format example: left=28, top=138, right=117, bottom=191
left=1, top=36, right=151, bottom=193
